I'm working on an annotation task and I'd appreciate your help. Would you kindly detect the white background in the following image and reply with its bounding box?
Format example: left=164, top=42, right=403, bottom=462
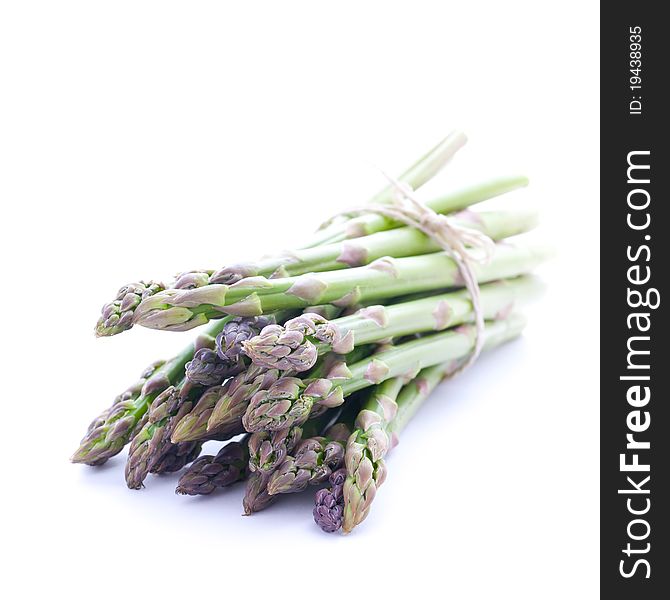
left=1, top=2, right=599, bottom=598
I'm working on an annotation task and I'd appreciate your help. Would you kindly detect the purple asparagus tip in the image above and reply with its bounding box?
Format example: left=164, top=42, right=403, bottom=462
left=313, top=468, right=346, bottom=533
left=242, top=313, right=327, bottom=372
left=216, top=316, right=275, bottom=361
left=243, top=472, right=276, bottom=515
left=186, top=316, right=274, bottom=386
left=95, top=281, right=165, bottom=337
left=185, top=347, right=237, bottom=386
left=175, top=441, right=248, bottom=495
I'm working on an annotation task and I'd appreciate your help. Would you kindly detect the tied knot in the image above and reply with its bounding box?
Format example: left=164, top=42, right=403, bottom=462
left=388, top=179, right=495, bottom=267
left=419, top=210, right=447, bottom=234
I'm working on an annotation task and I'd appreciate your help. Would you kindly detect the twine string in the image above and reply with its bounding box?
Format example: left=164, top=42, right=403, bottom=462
left=325, top=171, right=495, bottom=377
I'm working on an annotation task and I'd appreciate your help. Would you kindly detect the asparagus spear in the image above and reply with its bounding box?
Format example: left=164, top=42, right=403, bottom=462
left=175, top=439, right=250, bottom=496
left=95, top=281, right=166, bottom=337
left=243, top=313, right=526, bottom=432
left=74, top=360, right=166, bottom=466
left=211, top=204, right=535, bottom=285
left=242, top=472, right=276, bottom=515
left=185, top=349, right=237, bottom=387
left=71, top=321, right=226, bottom=465
left=244, top=276, right=541, bottom=371
left=339, top=377, right=403, bottom=534
left=180, top=315, right=235, bottom=385
left=71, top=355, right=188, bottom=465
left=342, top=361, right=457, bottom=533
left=313, top=468, right=348, bottom=533
left=95, top=271, right=223, bottom=337
left=133, top=243, right=549, bottom=331
left=148, top=441, right=202, bottom=476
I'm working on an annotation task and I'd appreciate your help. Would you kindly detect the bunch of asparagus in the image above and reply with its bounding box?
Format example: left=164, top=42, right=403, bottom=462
left=72, top=133, right=547, bottom=534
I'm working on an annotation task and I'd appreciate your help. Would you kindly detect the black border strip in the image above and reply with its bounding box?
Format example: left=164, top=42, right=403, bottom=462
left=601, top=4, right=668, bottom=596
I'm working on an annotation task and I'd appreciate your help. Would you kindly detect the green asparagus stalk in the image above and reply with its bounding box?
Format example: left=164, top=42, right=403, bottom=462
left=342, top=362, right=456, bottom=533
left=243, top=313, right=527, bottom=432
left=211, top=204, right=535, bottom=285
left=71, top=321, right=226, bottom=465
left=133, top=243, right=549, bottom=331
left=304, top=176, right=529, bottom=247
left=243, top=276, right=542, bottom=371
